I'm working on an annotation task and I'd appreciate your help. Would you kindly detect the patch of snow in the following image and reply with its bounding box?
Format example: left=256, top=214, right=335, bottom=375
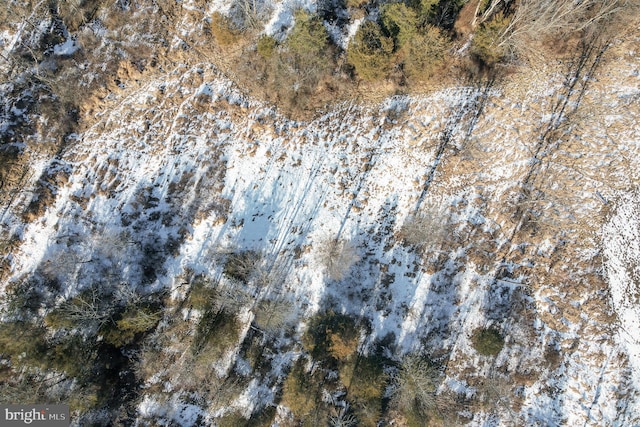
left=232, top=379, right=276, bottom=418
left=138, top=394, right=207, bottom=426
left=53, top=38, right=79, bottom=56
left=602, top=190, right=640, bottom=417
left=207, top=0, right=234, bottom=15
left=171, top=402, right=205, bottom=426
left=138, top=395, right=166, bottom=418
left=342, top=17, right=363, bottom=49
left=263, top=0, right=317, bottom=40
left=445, top=377, right=474, bottom=399
left=195, top=82, right=213, bottom=97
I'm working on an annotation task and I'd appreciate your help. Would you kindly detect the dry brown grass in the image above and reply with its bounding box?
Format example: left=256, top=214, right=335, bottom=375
left=454, top=0, right=482, bottom=38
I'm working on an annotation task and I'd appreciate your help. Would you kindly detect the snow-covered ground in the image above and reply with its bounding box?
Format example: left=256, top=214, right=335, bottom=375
left=603, top=190, right=640, bottom=420
left=2, top=53, right=638, bottom=425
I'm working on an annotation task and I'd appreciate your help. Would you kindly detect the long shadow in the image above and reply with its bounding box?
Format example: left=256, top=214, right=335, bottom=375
left=334, top=141, right=379, bottom=242
left=18, top=122, right=233, bottom=424
left=474, top=34, right=613, bottom=425
left=478, top=33, right=612, bottom=338
left=328, top=196, right=400, bottom=325
left=507, top=36, right=610, bottom=240
left=352, top=77, right=498, bottom=363
left=226, top=142, right=329, bottom=259
left=320, top=78, right=499, bottom=364
left=323, top=194, right=465, bottom=366
left=480, top=34, right=612, bottom=339
left=414, top=77, right=496, bottom=214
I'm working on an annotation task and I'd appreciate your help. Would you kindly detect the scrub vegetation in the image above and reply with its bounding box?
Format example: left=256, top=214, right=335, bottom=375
left=0, top=0, right=639, bottom=425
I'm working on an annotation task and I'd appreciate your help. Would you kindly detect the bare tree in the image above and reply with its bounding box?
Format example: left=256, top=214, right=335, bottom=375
left=392, top=354, right=441, bottom=414
left=315, top=237, right=360, bottom=280
left=475, top=374, right=520, bottom=423
left=221, top=248, right=263, bottom=284
left=473, top=0, right=507, bottom=28
left=231, top=0, right=271, bottom=30
left=0, top=370, right=66, bottom=405
left=253, top=298, right=293, bottom=333
left=211, top=284, right=251, bottom=314
left=1, top=0, right=48, bottom=75
left=49, top=286, right=115, bottom=330
left=397, top=206, right=449, bottom=249
left=93, top=229, right=137, bottom=262
left=40, top=248, right=88, bottom=283
left=496, top=0, right=628, bottom=57
left=328, top=404, right=358, bottom=427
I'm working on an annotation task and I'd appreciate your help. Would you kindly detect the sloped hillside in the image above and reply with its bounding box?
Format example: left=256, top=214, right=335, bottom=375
left=1, top=1, right=640, bottom=426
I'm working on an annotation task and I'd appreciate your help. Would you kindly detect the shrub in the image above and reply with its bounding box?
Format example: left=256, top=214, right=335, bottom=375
left=211, top=12, right=240, bottom=46
left=330, top=331, right=359, bottom=361
left=397, top=206, right=449, bottom=248
left=191, top=308, right=242, bottom=357
left=44, top=286, right=115, bottom=331
left=346, top=0, right=368, bottom=8
left=257, top=35, right=277, bottom=59
left=392, top=354, right=441, bottom=418
left=50, top=334, right=96, bottom=379
left=407, top=0, right=439, bottom=27
left=44, top=309, right=75, bottom=331
left=66, top=384, right=100, bottom=414
left=242, top=10, right=338, bottom=114
left=188, top=275, right=217, bottom=310
left=474, top=374, right=514, bottom=412
left=287, top=11, right=331, bottom=62
left=1, top=279, right=42, bottom=317
left=347, top=355, right=387, bottom=399
left=0, top=373, right=50, bottom=405
left=401, top=26, right=449, bottom=81
left=223, top=249, right=261, bottom=282
left=302, top=311, right=360, bottom=362
left=281, top=359, right=327, bottom=425
left=380, top=3, right=418, bottom=49
left=470, top=11, right=511, bottom=66
left=103, top=305, right=162, bottom=347
left=250, top=401, right=278, bottom=426
left=0, top=322, right=102, bottom=410
left=328, top=407, right=359, bottom=427
left=472, top=327, right=505, bottom=356
left=0, top=321, right=48, bottom=368
left=347, top=21, right=394, bottom=81
left=253, top=298, right=293, bottom=333
left=280, top=10, right=334, bottom=100
left=315, top=237, right=360, bottom=280
left=421, top=0, right=466, bottom=31
left=345, top=355, right=387, bottom=426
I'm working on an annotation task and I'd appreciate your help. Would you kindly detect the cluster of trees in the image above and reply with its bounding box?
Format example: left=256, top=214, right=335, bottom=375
left=209, top=0, right=637, bottom=114
left=1, top=0, right=157, bottom=120
left=1, top=0, right=635, bottom=140
left=127, top=238, right=509, bottom=426
left=214, top=1, right=464, bottom=112
left=315, top=237, right=360, bottom=280
left=348, top=1, right=454, bottom=82
left=280, top=310, right=486, bottom=426
left=0, top=281, right=164, bottom=417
